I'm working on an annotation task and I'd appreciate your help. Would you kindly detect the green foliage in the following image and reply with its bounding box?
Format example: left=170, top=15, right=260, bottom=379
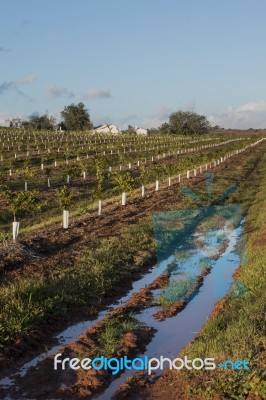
left=60, top=102, right=93, bottom=131
left=21, top=159, right=34, bottom=180
left=159, top=122, right=171, bottom=135
left=97, top=314, right=135, bottom=357
left=111, top=171, right=134, bottom=192
left=22, top=114, right=55, bottom=130
left=44, top=167, right=52, bottom=177
left=138, top=165, right=149, bottom=185
left=64, top=162, right=82, bottom=178
left=55, top=185, right=73, bottom=210
left=2, top=188, right=44, bottom=221
left=153, top=163, right=166, bottom=179
left=41, top=154, right=53, bottom=164
left=167, top=110, right=211, bottom=135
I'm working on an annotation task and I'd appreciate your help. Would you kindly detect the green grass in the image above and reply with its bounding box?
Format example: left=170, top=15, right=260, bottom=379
left=156, top=278, right=194, bottom=306
left=96, top=313, right=135, bottom=357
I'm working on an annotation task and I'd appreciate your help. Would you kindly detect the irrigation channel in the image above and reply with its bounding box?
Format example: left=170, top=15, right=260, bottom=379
left=0, top=210, right=245, bottom=399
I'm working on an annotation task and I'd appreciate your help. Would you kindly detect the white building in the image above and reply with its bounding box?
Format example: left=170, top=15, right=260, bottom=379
left=127, top=125, right=148, bottom=135
left=94, top=124, right=121, bottom=134
left=134, top=126, right=148, bottom=135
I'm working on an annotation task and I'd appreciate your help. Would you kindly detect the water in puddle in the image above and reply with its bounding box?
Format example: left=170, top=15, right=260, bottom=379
left=94, top=222, right=243, bottom=400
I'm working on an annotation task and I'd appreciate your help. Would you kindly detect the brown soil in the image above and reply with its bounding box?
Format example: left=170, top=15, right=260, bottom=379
left=64, top=324, right=155, bottom=399
left=147, top=273, right=169, bottom=290
left=153, top=301, right=187, bottom=320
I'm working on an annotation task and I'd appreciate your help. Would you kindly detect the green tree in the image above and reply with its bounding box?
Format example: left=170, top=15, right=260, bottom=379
left=56, top=186, right=73, bottom=210
left=2, top=189, right=44, bottom=221
left=138, top=165, right=149, bottom=185
left=159, top=122, right=171, bottom=135
left=64, top=162, right=82, bottom=179
left=60, top=102, right=93, bottom=131
left=111, top=171, right=134, bottom=193
left=22, top=114, right=56, bottom=130
left=167, top=111, right=210, bottom=135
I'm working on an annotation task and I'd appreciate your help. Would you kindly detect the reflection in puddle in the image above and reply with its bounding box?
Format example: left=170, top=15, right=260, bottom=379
left=95, top=220, right=244, bottom=400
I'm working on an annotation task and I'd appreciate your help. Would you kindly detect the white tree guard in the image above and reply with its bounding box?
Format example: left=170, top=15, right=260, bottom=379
left=63, top=210, right=69, bottom=229
left=122, top=192, right=126, bottom=206
left=12, top=221, right=19, bottom=241
left=98, top=199, right=102, bottom=216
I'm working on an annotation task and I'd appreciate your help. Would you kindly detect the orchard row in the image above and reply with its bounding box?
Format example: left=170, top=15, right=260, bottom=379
left=0, top=135, right=264, bottom=240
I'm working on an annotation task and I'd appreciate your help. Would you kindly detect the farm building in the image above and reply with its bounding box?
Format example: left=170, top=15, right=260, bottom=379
left=93, top=124, right=121, bottom=134
left=134, top=127, right=148, bottom=135
left=128, top=125, right=148, bottom=135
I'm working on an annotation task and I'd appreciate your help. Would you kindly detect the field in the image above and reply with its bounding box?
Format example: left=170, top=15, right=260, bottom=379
left=0, top=128, right=265, bottom=399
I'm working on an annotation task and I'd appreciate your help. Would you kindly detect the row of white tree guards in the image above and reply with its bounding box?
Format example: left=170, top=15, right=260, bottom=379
left=12, top=137, right=264, bottom=240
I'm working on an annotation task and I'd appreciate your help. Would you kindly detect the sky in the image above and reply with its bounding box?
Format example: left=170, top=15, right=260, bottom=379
left=1, top=0, right=266, bottom=129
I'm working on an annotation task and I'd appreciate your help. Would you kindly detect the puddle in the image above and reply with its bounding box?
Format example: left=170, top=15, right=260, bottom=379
left=94, top=222, right=244, bottom=400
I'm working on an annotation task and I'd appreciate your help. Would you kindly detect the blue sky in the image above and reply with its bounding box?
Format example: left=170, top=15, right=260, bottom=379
left=1, top=0, right=266, bottom=128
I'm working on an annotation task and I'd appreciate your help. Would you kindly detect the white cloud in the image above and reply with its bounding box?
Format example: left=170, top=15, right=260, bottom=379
left=17, top=75, right=37, bottom=85
left=208, top=101, right=266, bottom=129
left=142, top=106, right=172, bottom=128
left=140, top=101, right=196, bottom=129
left=83, top=89, right=111, bottom=100
left=47, top=84, right=74, bottom=99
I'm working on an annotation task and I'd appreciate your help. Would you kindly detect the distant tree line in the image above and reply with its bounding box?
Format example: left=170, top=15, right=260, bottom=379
left=9, top=105, right=214, bottom=135
left=9, top=102, right=93, bottom=131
